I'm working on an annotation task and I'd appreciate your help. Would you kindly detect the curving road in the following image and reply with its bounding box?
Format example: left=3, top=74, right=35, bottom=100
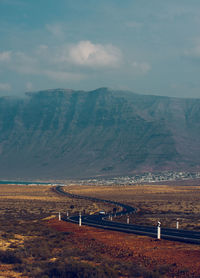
left=55, top=186, right=200, bottom=244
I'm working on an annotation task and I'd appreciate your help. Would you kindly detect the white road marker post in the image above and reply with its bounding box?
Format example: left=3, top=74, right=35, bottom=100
left=127, top=215, right=130, bottom=224
left=67, top=211, right=69, bottom=218
left=110, top=215, right=113, bottom=221
left=176, top=218, right=179, bottom=229
left=79, top=212, right=82, bottom=227
left=58, top=212, right=61, bottom=221
left=157, top=221, right=161, bottom=240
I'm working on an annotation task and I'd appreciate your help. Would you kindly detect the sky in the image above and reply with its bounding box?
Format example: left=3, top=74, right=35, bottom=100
left=1, top=0, right=200, bottom=98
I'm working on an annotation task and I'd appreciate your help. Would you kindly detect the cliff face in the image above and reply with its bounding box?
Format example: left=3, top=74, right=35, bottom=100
left=0, top=88, right=200, bottom=179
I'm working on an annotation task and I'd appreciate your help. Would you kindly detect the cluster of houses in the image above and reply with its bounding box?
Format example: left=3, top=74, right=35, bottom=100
left=68, top=171, right=200, bottom=186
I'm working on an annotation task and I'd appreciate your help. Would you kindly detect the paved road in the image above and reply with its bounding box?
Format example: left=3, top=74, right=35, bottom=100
left=55, top=186, right=200, bottom=244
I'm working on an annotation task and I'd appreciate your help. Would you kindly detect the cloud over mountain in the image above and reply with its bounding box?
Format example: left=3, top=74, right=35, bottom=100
left=1, top=0, right=200, bottom=97
left=68, top=41, right=122, bottom=68
left=0, top=40, right=122, bottom=90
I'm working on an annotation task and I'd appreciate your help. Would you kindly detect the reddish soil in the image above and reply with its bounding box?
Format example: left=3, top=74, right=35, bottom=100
left=47, top=219, right=200, bottom=278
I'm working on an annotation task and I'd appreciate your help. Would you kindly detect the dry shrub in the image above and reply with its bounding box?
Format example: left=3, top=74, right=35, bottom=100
left=43, top=261, right=118, bottom=278
left=0, top=249, right=22, bottom=264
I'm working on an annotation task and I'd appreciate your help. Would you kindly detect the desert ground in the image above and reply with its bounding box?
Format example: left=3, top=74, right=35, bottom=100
left=65, top=183, right=200, bottom=230
left=0, top=182, right=200, bottom=277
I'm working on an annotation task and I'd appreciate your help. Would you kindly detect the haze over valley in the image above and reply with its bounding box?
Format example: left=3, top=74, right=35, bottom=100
left=0, top=87, right=200, bottom=180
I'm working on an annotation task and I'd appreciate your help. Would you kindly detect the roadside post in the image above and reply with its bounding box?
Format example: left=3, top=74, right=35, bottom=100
left=66, top=211, right=69, bottom=218
left=157, top=221, right=161, bottom=239
left=58, top=212, right=61, bottom=221
left=127, top=215, right=130, bottom=224
left=79, top=212, right=82, bottom=227
left=176, top=218, right=179, bottom=229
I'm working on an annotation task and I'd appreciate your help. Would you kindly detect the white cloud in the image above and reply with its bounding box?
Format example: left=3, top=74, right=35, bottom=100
left=131, top=62, right=151, bottom=74
left=46, top=23, right=64, bottom=38
left=0, top=41, right=122, bottom=86
left=0, top=82, right=11, bottom=91
left=67, top=41, right=122, bottom=68
left=0, top=51, right=12, bottom=62
left=36, top=44, right=48, bottom=54
left=11, top=51, right=38, bottom=74
left=0, top=48, right=85, bottom=82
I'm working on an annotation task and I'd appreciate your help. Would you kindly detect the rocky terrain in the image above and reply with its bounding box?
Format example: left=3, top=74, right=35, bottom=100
left=0, top=88, right=200, bottom=179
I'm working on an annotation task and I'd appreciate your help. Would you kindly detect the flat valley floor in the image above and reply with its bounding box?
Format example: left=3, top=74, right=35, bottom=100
left=0, top=182, right=200, bottom=277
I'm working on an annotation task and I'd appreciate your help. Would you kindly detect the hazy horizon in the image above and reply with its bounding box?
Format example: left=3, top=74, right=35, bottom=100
left=1, top=0, right=200, bottom=98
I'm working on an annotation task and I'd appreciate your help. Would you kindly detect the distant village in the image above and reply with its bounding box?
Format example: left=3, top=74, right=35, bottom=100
left=68, top=171, right=200, bottom=186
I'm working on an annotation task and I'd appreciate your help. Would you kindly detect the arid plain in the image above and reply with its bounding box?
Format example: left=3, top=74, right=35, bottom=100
left=0, top=182, right=200, bottom=277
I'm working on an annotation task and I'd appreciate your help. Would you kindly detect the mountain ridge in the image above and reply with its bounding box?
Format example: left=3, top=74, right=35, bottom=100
left=0, top=88, right=200, bottom=179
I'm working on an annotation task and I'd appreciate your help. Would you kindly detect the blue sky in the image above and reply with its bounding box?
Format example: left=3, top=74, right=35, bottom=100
left=1, top=0, right=200, bottom=98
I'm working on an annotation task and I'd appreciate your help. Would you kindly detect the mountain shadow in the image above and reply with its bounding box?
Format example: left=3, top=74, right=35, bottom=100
left=0, top=88, right=200, bottom=179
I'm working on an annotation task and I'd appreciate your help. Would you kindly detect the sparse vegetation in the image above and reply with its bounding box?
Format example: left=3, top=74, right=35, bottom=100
left=0, top=183, right=200, bottom=277
left=66, top=183, right=200, bottom=230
